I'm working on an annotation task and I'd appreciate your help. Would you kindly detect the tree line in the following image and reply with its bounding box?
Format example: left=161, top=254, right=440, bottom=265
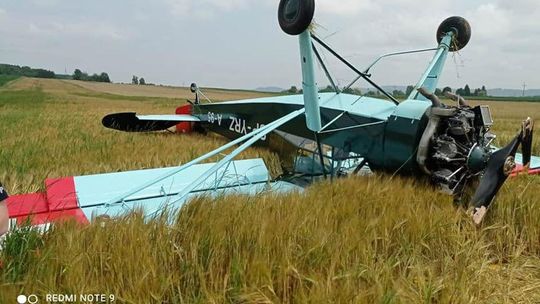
left=73, top=69, right=111, bottom=83
left=284, top=85, right=363, bottom=95
left=404, top=84, right=487, bottom=97
left=283, top=84, right=488, bottom=98
left=131, top=75, right=148, bottom=85
left=0, top=64, right=55, bottom=79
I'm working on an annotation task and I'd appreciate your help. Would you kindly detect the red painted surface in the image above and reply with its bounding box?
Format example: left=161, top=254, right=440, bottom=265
left=45, top=177, right=78, bottom=211
left=175, top=104, right=193, bottom=133
left=14, top=208, right=88, bottom=226
left=511, top=164, right=540, bottom=177
left=6, top=193, right=48, bottom=217
left=6, top=176, right=89, bottom=227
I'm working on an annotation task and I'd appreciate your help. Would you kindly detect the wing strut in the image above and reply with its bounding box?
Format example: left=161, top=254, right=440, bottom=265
left=310, top=34, right=400, bottom=105
left=103, top=108, right=306, bottom=212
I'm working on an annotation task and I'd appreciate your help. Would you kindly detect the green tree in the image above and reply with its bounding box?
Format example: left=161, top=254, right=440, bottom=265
left=405, top=85, right=414, bottom=96
left=35, top=69, right=55, bottom=78
left=392, top=90, right=404, bottom=97
left=341, top=87, right=361, bottom=95
left=434, top=88, right=442, bottom=96
left=73, top=69, right=83, bottom=80
left=90, top=73, right=100, bottom=82
left=99, top=72, right=111, bottom=83
left=287, top=86, right=298, bottom=94
left=442, top=86, right=452, bottom=94
left=464, top=84, right=471, bottom=96
left=132, top=75, right=139, bottom=85
left=480, top=85, right=487, bottom=96
left=320, top=85, right=334, bottom=93
left=139, top=77, right=146, bottom=85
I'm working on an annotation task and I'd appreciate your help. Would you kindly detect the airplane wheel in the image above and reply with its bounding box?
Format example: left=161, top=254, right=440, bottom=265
left=278, top=0, right=315, bottom=36
left=437, top=16, right=471, bottom=52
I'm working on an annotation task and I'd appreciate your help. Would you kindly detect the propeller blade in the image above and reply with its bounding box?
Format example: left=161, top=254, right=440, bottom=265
left=102, top=112, right=178, bottom=132
left=521, top=118, right=534, bottom=170
left=470, top=135, right=520, bottom=224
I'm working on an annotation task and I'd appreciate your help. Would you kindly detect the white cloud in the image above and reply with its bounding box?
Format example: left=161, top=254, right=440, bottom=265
left=469, top=4, right=511, bottom=38
left=166, top=0, right=249, bottom=17
left=1, top=0, right=539, bottom=89
left=165, top=0, right=274, bottom=18
left=316, top=0, right=378, bottom=16
left=27, top=21, right=129, bottom=41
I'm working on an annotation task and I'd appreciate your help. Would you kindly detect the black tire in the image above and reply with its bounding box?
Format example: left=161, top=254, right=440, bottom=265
left=278, top=0, right=315, bottom=36
left=437, top=16, right=471, bottom=52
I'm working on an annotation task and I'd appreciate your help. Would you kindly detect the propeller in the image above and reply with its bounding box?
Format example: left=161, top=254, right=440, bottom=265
left=521, top=118, right=534, bottom=170
left=470, top=117, right=534, bottom=224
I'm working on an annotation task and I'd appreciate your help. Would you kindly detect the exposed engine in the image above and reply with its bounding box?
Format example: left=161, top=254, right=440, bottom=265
left=417, top=92, right=495, bottom=196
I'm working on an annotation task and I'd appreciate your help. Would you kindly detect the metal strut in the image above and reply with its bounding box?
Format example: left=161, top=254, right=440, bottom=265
left=107, top=108, right=306, bottom=207
left=143, top=108, right=307, bottom=217
left=314, top=132, right=327, bottom=179
left=310, top=34, right=400, bottom=105
left=312, top=43, right=339, bottom=94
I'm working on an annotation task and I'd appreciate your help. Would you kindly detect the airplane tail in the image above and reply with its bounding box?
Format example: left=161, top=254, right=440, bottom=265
left=102, top=109, right=203, bottom=133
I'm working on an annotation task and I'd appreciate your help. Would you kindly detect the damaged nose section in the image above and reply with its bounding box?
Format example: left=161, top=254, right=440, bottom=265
left=470, top=117, right=534, bottom=225
left=415, top=87, right=535, bottom=225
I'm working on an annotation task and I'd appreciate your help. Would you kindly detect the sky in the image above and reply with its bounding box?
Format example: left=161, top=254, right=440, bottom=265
left=0, top=0, right=538, bottom=90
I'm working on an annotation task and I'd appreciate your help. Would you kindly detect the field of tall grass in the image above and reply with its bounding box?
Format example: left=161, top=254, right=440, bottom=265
left=0, top=78, right=539, bottom=303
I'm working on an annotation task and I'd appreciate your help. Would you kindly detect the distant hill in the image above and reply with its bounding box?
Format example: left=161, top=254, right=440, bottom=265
left=488, top=88, right=540, bottom=97
left=255, top=86, right=284, bottom=93
left=361, top=86, right=408, bottom=93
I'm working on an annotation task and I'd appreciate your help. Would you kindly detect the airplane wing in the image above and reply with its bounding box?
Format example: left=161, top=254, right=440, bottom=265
left=102, top=112, right=201, bottom=132
left=5, top=158, right=301, bottom=230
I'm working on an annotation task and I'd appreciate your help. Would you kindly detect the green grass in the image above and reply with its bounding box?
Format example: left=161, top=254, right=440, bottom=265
left=0, top=78, right=539, bottom=303
left=467, top=95, right=540, bottom=102
left=1, top=222, right=44, bottom=283
left=0, top=75, right=19, bottom=87
left=1, top=176, right=540, bottom=303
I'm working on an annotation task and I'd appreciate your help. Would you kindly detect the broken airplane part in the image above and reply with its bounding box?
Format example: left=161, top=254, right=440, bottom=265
left=3, top=0, right=537, bottom=233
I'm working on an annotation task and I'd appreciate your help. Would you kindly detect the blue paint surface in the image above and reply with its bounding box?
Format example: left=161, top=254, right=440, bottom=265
left=72, top=159, right=302, bottom=221
left=515, top=153, right=540, bottom=169
left=81, top=181, right=301, bottom=221
left=213, top=93, right=397, bottom=121
left=74, top=159, right=270, bottom=208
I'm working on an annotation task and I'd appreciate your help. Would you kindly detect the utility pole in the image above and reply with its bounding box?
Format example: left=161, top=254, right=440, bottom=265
left=522, top=82, right=527, bottom=97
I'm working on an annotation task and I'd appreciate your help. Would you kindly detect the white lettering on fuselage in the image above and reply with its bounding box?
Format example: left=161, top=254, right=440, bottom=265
left=207, top=112, right=266, bottom=140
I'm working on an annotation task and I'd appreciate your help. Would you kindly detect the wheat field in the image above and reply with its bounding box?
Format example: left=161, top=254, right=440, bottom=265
left=0, top=78, right=539, bottom=303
